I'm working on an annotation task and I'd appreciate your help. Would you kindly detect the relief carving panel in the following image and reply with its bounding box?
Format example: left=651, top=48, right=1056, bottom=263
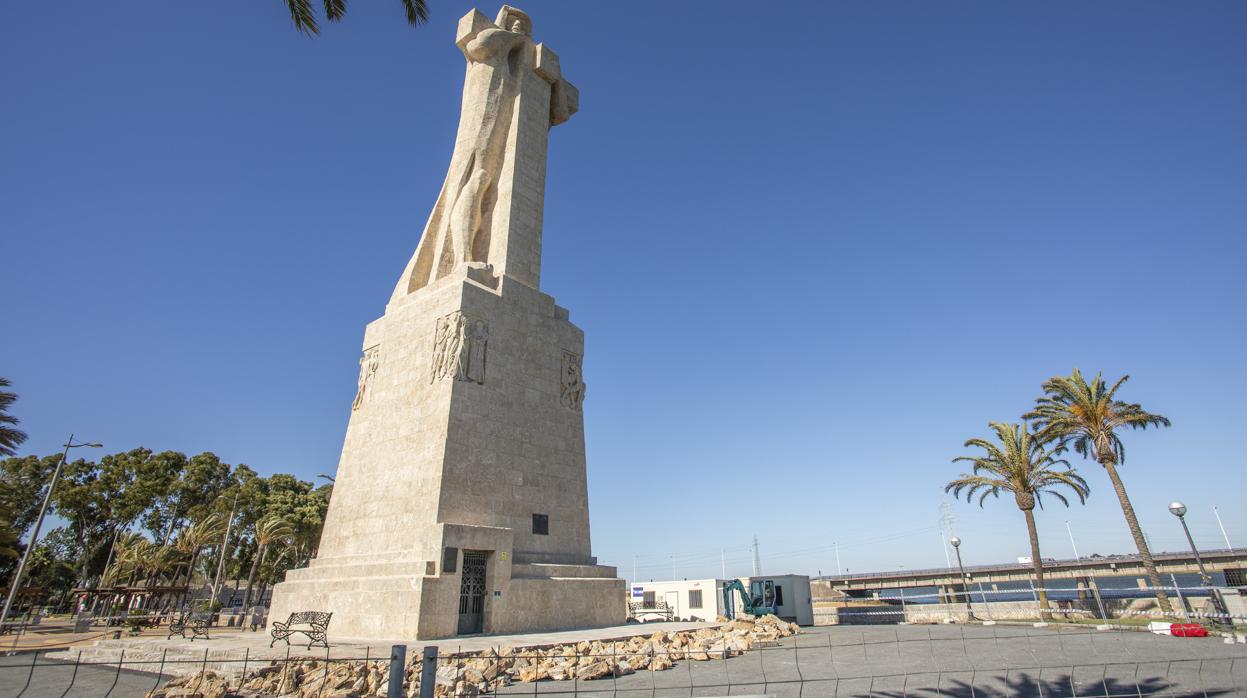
left=352, top=345, right=381, bottom=411
left=431, top=311, right=488, bottom=384
left=560, top=350, right=586, bottom=411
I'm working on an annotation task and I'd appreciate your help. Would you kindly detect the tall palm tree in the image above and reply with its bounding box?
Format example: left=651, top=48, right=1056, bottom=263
left=284, top=0, right=429, bottom=35
left=945, top=422, right=1090, bottom=621
left=172, top=513, right=225, bottom=608
left=241, top=516, right=294, bottom=611
left=1026, top=369, right=1173, bottom=613
left=0, top=378, right=28, bottom=457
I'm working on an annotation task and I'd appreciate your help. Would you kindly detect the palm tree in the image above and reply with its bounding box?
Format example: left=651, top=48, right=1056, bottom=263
left=241, top=516, right=294, bottom=611
left=172, top=513, right=225, bottom=608
left=0, top=378, right=28, bottom=457
left=284, top=0, right=429, bottom=35
left=1026, top=369, right=1173, bottom=613
left=945, top=422, right=1090, bottom=621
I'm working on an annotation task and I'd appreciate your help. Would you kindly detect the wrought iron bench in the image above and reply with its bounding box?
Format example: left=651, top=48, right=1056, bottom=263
left=627, top=601, right=674, bottom=622
left=168, top=612, right=211, bottom=641
left=270, top=611, right=332, bottom=649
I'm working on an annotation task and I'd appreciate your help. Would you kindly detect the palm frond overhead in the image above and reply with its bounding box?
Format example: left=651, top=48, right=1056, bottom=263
left=286, top=0, right=319, bottom=35
left=284, top=0, right=429, bottom=35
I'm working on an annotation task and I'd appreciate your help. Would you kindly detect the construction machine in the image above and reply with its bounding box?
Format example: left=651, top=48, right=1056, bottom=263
left=721, top=579, right=778, bottom=619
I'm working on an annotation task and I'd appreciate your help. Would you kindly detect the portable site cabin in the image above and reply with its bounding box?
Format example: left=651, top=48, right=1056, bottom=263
left=628, top=575, right=813, bottom=626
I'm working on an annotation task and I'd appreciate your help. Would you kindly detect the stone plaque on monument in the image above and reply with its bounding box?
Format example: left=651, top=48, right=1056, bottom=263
left=267, top=4, right=623, bottom=640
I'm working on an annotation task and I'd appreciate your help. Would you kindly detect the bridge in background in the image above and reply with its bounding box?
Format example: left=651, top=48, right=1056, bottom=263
left=814, top=548, right=1247, bottom=601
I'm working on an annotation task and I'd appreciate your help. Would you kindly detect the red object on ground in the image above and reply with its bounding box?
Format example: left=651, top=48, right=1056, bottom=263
left=1170, top=623, right=1208, bottom=637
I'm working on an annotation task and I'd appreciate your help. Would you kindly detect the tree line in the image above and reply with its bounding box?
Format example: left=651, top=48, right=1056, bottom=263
left=0, top=443, right=330, bottom=614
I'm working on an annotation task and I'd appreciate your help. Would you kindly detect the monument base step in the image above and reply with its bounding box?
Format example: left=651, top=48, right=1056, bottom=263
left=269, top=564, right=625, bottom=641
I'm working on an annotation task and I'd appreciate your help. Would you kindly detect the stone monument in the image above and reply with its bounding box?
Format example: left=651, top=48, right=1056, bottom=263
left=268, top=5, right=624, bottom=640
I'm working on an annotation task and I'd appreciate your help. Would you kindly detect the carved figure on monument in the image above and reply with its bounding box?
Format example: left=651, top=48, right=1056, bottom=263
left=560, top=350, right=586, bottom=411
left=431, top=311, right=489, bottom=384
left=394, top=4, right=579, bottom=297
left=351, top=346, right=380, bottom=410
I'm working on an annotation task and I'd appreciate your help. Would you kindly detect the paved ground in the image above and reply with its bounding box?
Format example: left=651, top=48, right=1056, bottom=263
left=487, top=624, right=1247, bottom=698
left=1, top=622, right=1244, bottom=697
left=0, top=652, right=163, bottom=697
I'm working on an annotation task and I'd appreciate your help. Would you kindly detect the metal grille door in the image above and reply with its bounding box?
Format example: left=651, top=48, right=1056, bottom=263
left=457, top=550, right=487, bottom=634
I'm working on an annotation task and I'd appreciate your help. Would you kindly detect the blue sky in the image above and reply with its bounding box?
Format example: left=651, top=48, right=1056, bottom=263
left=2, top=1, right=1245, bottom=582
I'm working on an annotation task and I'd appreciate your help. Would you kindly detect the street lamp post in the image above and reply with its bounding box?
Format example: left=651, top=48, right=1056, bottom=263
left=1168, top=501, right=1230, bottom=629
left=949, top=536, right=976, bottom=621
left=0, top=435, right=102, bottom=634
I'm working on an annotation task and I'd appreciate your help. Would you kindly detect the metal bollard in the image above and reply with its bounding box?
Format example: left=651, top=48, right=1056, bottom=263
left=388, top=644, right=407, bottom=698
left=420, top=646, right=438, bottom=698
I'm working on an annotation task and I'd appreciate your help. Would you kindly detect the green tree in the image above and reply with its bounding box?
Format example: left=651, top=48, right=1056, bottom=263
left=0, top=455, right=60, bottom=538
left=24, top=541, right=76, bottom=604
left=53, top=448, right=180, bottom=585
left=172, top=513, right=226, bottom=606
left=284, top=0, right=429, bottom=36
left=0, top=378, right=27, bottom=457
left=241, top=516, right=294, bottom=611
left=945, top=422, right=1090, bottom=620
left=0, top=509, right=19, bottom=560
left=145, top=453, right=234, bottom=546
left=1026, top=369, right=1173, bottom=613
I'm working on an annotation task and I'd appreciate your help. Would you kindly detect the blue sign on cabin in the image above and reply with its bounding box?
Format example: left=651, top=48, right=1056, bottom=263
left=631, top=586, right=644, bottom=598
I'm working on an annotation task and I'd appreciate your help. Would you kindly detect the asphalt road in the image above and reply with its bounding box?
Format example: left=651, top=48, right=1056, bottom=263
left=492, top=623, right=1247, bottom=698
left=0, top=651, right=167, bottom=697
left=0, top=623, right=1243, bottom=697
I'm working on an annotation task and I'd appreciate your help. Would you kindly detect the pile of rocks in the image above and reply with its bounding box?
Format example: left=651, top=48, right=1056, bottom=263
left=148, top=614, right=800, bottom=698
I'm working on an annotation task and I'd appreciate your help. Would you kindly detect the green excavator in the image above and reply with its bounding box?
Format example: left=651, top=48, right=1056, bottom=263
left=721, top=579, right=778, bottom=619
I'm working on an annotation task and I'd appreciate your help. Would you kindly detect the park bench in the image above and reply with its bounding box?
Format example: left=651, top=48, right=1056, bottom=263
left=270, top=611, right=332, bottom=649
left=168, top=611, right=212, bottom=641
left=627, top=601, right=674, bottom=622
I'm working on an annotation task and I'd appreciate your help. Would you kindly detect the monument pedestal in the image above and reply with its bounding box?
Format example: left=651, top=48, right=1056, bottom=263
left=269, top=269, right=623, bottom=640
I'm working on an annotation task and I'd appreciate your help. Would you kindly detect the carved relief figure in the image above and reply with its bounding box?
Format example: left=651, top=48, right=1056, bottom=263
left=560, top=351, right=586, bottom=411
left=432, top=312, right=489, bottom=384
left=352, top=346, right=381, bottom=410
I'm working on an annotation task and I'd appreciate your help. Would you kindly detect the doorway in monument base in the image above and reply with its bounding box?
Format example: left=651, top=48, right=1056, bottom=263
left=457, top=550, right=489, bottom=635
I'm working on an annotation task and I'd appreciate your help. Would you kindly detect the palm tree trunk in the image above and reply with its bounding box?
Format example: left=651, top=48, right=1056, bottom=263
left=181, top=550, right=200, bottom=609
left=1022, top=509, right=1052, bottom=621
left=1102, top=459, right=1172, bottom=613
left=241, top=543, right=264, bottom=611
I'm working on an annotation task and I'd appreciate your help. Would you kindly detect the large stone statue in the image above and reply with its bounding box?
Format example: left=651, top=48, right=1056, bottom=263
left=268, top=6, right=620, bottom=641
left=396, top=5, right=578, bottom=296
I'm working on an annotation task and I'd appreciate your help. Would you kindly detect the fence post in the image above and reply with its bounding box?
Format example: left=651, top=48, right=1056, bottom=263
left=387, top=644, right=407, bottom=698
left=420, top=645, right=438, bottom=698
left=1171, top=574, right=1189, bottom=622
